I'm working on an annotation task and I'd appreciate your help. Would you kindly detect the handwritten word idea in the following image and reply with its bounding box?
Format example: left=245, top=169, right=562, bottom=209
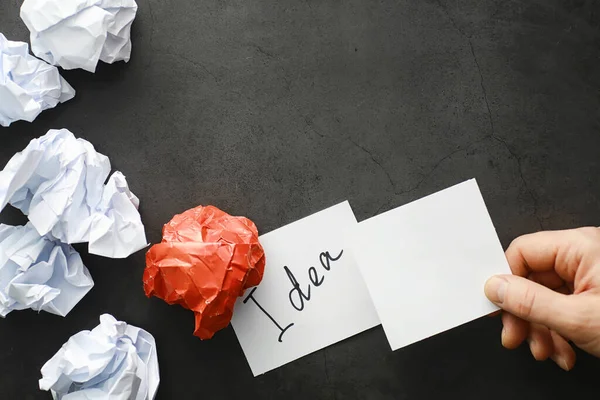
left=231, top=201, right=379, bottom=376
left=243, top=250, right=344, bottom=342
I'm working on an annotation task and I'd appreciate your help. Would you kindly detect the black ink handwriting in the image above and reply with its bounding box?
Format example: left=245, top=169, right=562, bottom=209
left=243, top=287, right=294, bottom=342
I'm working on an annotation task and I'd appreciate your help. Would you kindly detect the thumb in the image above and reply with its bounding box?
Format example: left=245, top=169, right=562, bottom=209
left=485, top=275, right=577, bottom=335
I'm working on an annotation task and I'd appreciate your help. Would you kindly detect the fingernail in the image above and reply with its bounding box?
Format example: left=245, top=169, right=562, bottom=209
left=485, top=276, right=508, bottom=304
left=552, top=355, right=571, bottom=371
left=528, top=337, right=537, bottom=350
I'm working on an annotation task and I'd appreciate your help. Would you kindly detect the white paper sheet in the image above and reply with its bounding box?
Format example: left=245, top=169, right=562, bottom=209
left=20, top=0, right=138, bottom=73
left=231, top=201, right=379, bottom=376
left=0, top=223, right=93, bottom=317
left=39, top=314, right=160, bottom=400
left=0, top=33, right=74, bottom=127
left=0, top=129, right=147, bottom=258
left=351, top=179, right=511, bottom=351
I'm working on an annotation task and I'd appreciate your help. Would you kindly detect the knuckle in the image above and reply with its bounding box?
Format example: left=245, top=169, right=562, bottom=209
left=509, top=235, right=526, bottom=248
left=562, top=315, right=586, bottom=337
left=576, top=226, right=600, bottom=236
left=574, top=228, right=600, bottom=258
left=515, top=287, right=537, bottom=319
left=575, top=227, right=600, bottom=245
left=508, top=235, right=528, bottom=254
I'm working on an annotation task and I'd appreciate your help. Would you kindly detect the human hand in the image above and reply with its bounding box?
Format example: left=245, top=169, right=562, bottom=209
left=484, top=227, right=600, bottom=370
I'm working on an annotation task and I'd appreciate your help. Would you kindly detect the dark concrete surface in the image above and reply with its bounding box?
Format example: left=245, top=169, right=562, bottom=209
left=1, top=0, right=600, bottom=398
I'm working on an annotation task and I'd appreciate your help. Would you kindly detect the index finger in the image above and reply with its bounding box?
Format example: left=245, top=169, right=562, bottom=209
left=505, top=229, right=587, bottom=282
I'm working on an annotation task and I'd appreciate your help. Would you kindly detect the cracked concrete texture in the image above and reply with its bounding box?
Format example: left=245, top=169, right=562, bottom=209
left=1, top=0, right=600, bottom=399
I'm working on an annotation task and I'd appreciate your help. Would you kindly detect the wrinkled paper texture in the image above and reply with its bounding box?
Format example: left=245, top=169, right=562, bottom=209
left=0, top=33, right=74, bottom=127
left=0, top=222, right=93, bottom=317
left=144, top=205, right=266, bottom=339
left=0, top=129, right=147, bottom=258
left=20, top=0, right=138, bottom=73
left=39, top=314, right=160, bottom=400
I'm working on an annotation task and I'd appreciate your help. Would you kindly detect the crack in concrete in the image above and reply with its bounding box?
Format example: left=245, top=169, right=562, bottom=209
left=304, top=116, right=325, bottom=138
left=468, top=43, right=544, bottom=229
left=348, top=138, right=396, bottom=192
left=313, top=114, right=490, bottom=214
left=393, top=135, right=492, bottom=197
left=434, top=0, right=544, bottom=229
left=143, top=0, right=157, bottom=70
left=488, top=134, right=545, bottom=229
left=375, top=197, right=393, bottom=215
left=146, top=0, right=156, bottom=49
left=397, top=147, right=469, bottom=195
left=372, top=148, right=462, bottom=215
left=306, top=117, right=396, bottom=193
left=373, top=136, right=491, bottom=215
left=253, top=44, right=276, bottom=58
left=434, top=0, right=468, bottom=38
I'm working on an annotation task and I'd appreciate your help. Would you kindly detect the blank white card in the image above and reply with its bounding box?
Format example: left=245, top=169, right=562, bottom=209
left=351, top=179, right=511, bottom=351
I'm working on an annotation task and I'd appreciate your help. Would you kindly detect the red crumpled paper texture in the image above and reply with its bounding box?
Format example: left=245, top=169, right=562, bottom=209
left=143, top=205, right=265, bottom=339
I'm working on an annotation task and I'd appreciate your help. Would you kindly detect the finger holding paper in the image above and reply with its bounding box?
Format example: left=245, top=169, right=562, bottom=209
left=485, top=227, right=600, bottom=369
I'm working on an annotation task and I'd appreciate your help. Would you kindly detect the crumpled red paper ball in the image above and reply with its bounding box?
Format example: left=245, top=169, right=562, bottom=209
left=143, top=205, right=265, bottom=339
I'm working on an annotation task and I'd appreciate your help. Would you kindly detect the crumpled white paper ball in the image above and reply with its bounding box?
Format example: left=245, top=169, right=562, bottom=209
left=0, top=33, right=75, bottom=127
left=20, top=0, right=138, bottom=73
left=0, top=128, right=148, bottom=258
left=0, top=222, right=93, bottom=317
left=39, top=314, right=160, bottom=400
